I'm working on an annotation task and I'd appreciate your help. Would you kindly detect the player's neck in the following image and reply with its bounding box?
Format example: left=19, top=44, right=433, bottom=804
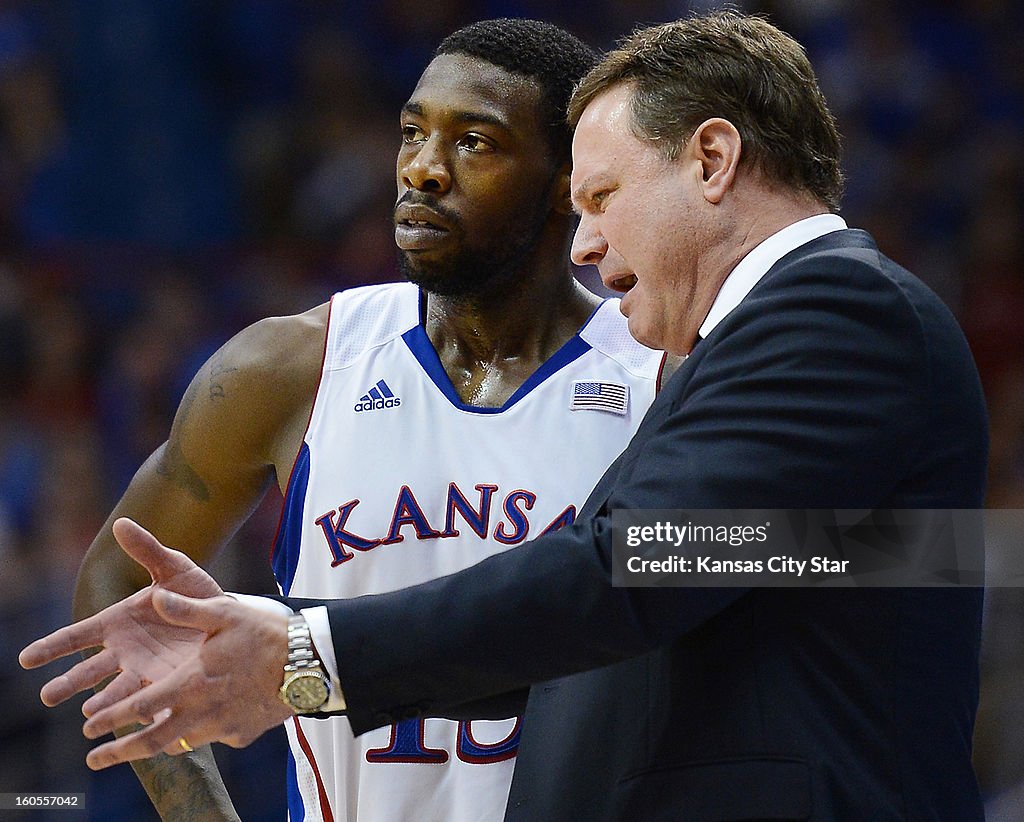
left=424, top=270, right=599, bottom=407
left=427, top=271, right=595, bottom=359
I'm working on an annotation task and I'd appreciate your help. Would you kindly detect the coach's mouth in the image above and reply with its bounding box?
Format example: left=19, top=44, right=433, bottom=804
left=604, top=273, right=638, bottom=293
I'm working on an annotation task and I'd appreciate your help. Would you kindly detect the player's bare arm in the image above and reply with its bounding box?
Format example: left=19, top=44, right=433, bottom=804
left=72, top=302, right=327, bottom=822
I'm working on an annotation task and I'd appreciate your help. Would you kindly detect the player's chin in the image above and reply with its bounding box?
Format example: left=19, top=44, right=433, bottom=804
left=402, top=267, right=477, bottom=299
left=399, top=254, right=451, bottom=288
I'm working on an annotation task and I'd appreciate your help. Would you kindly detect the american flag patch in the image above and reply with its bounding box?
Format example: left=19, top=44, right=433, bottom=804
left=570, top=381, right=629, bottom=415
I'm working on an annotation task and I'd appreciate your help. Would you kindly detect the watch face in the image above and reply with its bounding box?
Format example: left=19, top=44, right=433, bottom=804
left=286, top=674, right=329, bottom=711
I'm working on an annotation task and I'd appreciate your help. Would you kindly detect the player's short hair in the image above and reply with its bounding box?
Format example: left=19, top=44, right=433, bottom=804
left=568, top=11, right=844, bottom=211
left=435, top=19, right=598, bottom=163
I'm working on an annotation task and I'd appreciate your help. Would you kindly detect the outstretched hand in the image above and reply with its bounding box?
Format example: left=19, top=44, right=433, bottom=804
left=20, top=517, right=294, bottom=770
left=77, top=589, right=293, bottom=769
left=19, top=518, right=224, bottom=716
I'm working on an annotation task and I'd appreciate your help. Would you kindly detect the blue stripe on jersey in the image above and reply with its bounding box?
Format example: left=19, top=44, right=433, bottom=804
left=286, top=747, right=305, bottom=822
left=271, top=441, right=311, bottom=596
left=401, top=325, right=592, bottom=413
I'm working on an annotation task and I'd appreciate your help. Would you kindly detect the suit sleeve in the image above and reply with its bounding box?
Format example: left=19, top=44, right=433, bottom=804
left=318, top=256, right=979, bottom=735
left=275, top=597, right=530, bottom=720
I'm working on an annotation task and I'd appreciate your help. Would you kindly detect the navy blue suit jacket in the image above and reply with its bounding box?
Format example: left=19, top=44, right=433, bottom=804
left=296, top=229, right=988, bottom=820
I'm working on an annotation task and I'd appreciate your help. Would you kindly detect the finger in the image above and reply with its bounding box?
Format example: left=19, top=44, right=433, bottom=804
left=111, top=518, right=195, bottom=584
left=19, top=618, right=106, bottom=670
left=159, top=725, right=208, bottom=758
left=38, top=649, right=120, bottom=707
left=82, top=669, right=146, bottom=718
left=83, top=666, right=191, bottom=740
left=85, top=710, right=209, bottom=771
left=151, top=589, right=232, bottom=632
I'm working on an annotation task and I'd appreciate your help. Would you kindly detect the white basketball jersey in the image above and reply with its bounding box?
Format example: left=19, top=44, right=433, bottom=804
left=271, top=282, right=663, bottom=822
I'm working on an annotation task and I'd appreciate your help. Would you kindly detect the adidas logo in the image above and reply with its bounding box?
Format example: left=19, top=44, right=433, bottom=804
left=354, top=379, right=402, bottom=412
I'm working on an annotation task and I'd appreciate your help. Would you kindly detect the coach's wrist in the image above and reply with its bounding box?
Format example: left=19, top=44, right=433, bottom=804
left=279, top=614, right=331, bottom=713
left=301, top=606, right=347, bottom=711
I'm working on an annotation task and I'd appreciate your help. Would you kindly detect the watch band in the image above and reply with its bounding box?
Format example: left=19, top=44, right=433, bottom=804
left=285, top=614, right=320, bottom=673
left=279, top=613, right=331, bottom=713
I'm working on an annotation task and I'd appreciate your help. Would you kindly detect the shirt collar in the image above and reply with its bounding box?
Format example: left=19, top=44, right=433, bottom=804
left=698, top=213, right=848, bottom=339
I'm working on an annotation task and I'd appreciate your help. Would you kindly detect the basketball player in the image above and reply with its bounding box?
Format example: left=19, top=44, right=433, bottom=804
left=70, top=19, right=669, bottom=821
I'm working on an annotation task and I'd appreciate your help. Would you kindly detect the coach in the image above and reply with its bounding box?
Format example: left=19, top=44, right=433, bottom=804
left=26, top=12, right=988, bottom=821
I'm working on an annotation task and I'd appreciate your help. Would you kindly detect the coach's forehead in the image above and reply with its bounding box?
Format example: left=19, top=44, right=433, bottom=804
left=406, top=53, right=545, bottom=129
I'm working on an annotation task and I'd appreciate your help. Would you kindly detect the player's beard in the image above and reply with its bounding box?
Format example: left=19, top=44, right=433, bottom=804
left=397, top=194, right=553, bottom=300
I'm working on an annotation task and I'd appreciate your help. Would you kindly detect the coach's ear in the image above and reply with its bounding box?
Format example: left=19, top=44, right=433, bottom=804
left=551, top=161, right=574, bottom=216
left=689, top=117, right=742, bottom=205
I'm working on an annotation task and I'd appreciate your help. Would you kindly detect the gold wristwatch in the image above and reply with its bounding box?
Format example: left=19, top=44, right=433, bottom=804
left=279, top=613, right=331, bottom=713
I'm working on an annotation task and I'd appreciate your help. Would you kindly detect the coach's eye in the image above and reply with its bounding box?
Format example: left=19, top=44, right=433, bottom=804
left=592, top=190, right=612, bottom=212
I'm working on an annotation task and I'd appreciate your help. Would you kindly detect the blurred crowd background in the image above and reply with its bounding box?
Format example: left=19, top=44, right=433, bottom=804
left=1, top=1, right=1021, bottom=819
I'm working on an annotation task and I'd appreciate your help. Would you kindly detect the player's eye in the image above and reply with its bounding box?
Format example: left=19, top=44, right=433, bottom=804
left=402, top=125, right=426, bottom=144
left=459, top=133, right=493, bottom=152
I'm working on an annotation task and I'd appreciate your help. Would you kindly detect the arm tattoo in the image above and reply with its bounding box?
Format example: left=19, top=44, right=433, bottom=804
left=208, top=351, right=238, bottom=401
left=137, top=749, right=239, bottom=822
left=157, top=445, right=211, bottom=502
left=156, top=379, right=211, bottom=502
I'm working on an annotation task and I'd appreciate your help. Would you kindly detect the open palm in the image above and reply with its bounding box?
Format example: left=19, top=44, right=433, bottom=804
left=20, top=518, right=225, bottom=717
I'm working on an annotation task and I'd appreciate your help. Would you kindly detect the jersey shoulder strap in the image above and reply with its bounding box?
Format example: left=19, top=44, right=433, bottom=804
left=324, top=282, right=420, bottom=370
left=580, top=298, right=663, bottom=380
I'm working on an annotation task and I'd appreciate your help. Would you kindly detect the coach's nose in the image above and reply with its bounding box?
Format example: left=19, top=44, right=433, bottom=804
left=571, top=213, right=608, bottom=267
